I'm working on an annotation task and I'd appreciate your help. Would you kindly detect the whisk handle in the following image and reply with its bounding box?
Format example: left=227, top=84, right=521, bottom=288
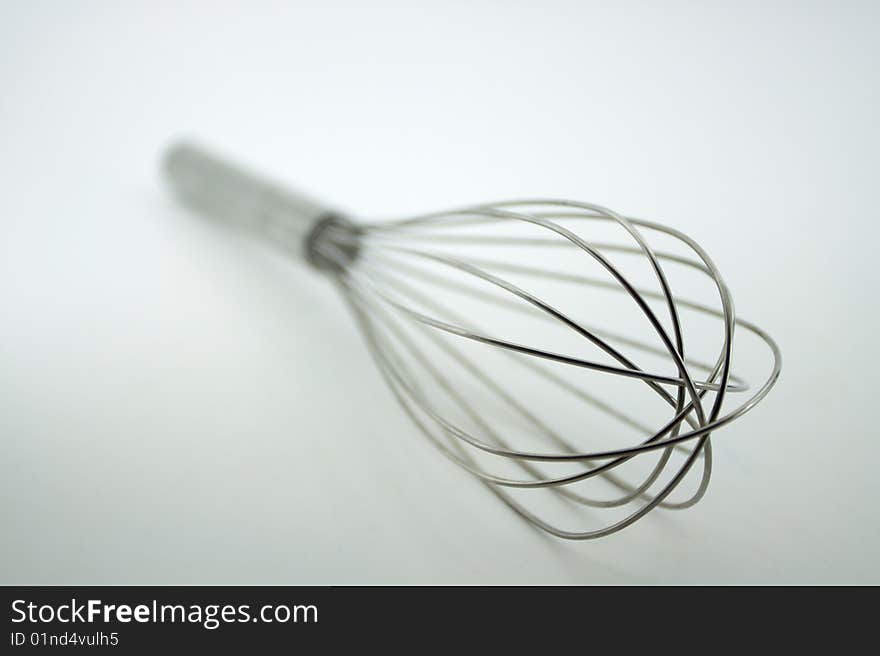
left=163, top=141, right=334, bottom=257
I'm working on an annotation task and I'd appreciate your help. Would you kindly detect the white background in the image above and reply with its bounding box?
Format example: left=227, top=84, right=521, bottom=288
left=1, top=0, right=877, bottom=583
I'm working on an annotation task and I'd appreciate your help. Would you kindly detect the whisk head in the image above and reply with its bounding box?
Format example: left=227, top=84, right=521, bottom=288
left=310, top=200, right=781, bottom=540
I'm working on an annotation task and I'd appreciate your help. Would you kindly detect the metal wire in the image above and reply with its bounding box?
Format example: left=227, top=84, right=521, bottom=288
left=310, top=200, right=781, bottom=540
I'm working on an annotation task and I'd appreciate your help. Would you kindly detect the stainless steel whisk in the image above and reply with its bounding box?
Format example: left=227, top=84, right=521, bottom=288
left=164, top=141, right=781, bottom=540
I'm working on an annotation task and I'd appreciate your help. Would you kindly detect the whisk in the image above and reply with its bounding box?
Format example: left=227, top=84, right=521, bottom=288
left=163, top=141, right=781, bottom=540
